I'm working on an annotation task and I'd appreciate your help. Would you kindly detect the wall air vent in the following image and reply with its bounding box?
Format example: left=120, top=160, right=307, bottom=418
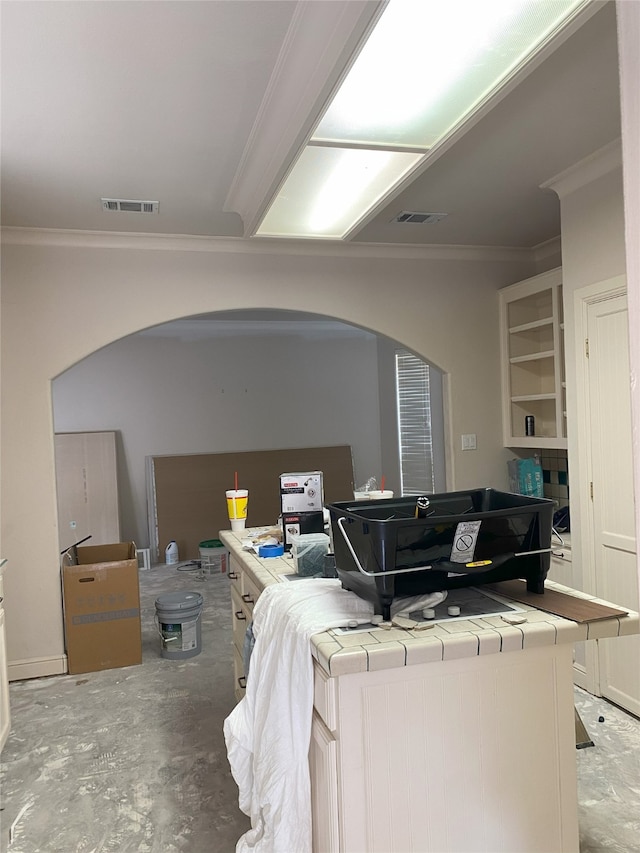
left=101, top=198, right=159, bottom=214
left=391, top=211, right=447, bottom=224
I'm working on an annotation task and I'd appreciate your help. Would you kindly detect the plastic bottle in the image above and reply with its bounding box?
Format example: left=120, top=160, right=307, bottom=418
left=165, top=540, right=179, bottom=565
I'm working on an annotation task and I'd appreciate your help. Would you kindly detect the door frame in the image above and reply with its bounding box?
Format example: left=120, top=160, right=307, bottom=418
left=573, top=274, right=628, bottom=695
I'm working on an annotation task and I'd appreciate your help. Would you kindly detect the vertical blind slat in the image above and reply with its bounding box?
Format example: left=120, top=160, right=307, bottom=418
left=395, top=350, right=434, bottom=496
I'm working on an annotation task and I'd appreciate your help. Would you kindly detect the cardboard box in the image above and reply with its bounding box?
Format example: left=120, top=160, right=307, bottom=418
left=281, top=511, right=325, bottom=548
left=62, top=542, right=142, bottom=675
left=280, top=471, right=324, bottom=513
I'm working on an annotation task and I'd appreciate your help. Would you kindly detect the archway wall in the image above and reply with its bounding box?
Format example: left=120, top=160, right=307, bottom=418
left=0, top=234, right=536, bottom=676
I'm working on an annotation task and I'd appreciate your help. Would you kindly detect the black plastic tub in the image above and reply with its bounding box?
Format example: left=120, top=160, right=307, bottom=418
left=326, top=488, right=554, bottom=620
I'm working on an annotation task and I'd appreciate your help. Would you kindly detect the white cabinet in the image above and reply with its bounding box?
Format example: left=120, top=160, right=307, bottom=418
left=229, top=555, right=259, bottom=702
left=500, top=268, right=567, bottom=449
left=549, top=539, right=572, bottom=587
left=310, top=646, right=578, bottom=853
left=310, top=711, right=340, bottom=853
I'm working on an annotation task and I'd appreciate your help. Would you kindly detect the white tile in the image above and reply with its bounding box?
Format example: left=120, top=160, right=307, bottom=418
left=402, top=637, right=444, bottom=665
left=499, top=626, right=524, bottom=652
left=618, top=613, right=640, bottom=636
left=439, top=619, right=478, bottom=633
left=519, top=610, right=557, bottom=623
left=315, top=640, right=342, bottom=674
left=553, top=619, right=588, bottom=643
left=335, top=631, right=381, bottom=648
left=328, top=647, right=369, bottom=676
left=522, top=621, right=557, bottom=648
left=587, top=619, right=621, bottom=640
left=369, top=627, right=409, bottom=642
left=477, top=629, right=502, bottom=655
left=366, top=641, right=406, bottom=671
left=442, top=633, right=479, bottom=660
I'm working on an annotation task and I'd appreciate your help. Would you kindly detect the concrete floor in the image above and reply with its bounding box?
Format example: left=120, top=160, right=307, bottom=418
left=0, top=564, right=249, bottom=853
left=1, top=564, right=639, bottom=853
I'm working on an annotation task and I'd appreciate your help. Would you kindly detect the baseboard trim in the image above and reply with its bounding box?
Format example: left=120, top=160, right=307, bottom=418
left=8, top=654, right=68, bottom=682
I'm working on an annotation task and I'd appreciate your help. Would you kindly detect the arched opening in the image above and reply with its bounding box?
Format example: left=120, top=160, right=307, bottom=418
left=51, top=308, right=446, bottom=553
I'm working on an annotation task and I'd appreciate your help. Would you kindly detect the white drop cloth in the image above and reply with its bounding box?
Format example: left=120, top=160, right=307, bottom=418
left=223, top=579, right=374, bottom=853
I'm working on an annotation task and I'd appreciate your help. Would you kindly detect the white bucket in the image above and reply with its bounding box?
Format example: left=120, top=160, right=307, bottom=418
left=155, top=591, right=203, bottom=659
left=198, top=539, right=228, bottom=575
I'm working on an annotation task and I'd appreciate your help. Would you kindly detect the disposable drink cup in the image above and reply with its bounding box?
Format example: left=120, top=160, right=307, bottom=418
left=367, top=490, right=394, bottom=499
left=226, top=489, right=248, bottom=531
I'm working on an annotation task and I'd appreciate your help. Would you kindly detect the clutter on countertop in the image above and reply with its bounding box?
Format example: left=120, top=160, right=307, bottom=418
left=290, top=532, right=330, bottom=576
left=280, top=470, right=325, bottom=549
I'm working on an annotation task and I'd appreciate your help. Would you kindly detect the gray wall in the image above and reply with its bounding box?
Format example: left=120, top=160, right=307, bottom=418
left=52, top=320, right=390, bottom=547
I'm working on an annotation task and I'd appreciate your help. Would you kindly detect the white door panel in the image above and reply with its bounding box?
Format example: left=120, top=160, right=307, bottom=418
left=586, top=292, right=639, bottom=715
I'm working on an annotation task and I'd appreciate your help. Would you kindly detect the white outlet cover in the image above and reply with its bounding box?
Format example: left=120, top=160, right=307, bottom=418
left=461, top=434, right=477, bottom=450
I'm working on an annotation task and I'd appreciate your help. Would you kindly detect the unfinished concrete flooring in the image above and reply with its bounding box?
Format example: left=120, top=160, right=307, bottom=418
left=1, top=563, right=639, bottom=852
left=1, top=565, right=249, bottom=852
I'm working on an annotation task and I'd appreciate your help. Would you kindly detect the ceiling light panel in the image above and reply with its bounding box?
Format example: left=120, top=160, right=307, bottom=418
left=313, top=0, right=585, bottom=149
left=258, top=146, right=421, bottom=239
left=256, top=0, right=589, bottom=240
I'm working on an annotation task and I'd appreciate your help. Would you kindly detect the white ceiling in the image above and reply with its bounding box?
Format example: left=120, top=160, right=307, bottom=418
left=0, top=0, right=621, bottom=251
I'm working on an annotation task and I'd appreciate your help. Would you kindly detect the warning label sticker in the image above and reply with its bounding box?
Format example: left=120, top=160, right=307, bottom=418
left=450, top=520, right=482, bottom=563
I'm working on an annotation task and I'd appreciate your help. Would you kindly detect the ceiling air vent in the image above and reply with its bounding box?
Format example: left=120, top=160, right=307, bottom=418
left=101, top=198, right=159, bottom=214
left=391, top=211, right=447, bottom=224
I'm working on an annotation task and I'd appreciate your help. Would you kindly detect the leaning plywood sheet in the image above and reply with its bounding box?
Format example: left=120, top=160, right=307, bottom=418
left=149, top=446, right=354, bottom=562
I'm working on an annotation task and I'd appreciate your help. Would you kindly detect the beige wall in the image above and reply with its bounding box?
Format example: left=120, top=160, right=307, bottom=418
left=0, top=235, right=534, bottom=677
left=617, top=0, right=640, bottom=586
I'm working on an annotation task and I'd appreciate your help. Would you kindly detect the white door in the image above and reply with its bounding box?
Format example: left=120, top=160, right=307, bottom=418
left=585, top=291, right=639, bottom=715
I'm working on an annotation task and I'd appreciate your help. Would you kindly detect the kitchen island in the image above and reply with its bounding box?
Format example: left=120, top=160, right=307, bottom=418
left=220, top=528, right=639, bottom=853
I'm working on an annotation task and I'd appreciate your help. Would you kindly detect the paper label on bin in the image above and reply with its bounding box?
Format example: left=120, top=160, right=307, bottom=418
left=450, top=520, right=481, bottom=563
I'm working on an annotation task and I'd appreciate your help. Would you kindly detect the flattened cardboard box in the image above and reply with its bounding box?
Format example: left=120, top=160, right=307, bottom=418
left=62, top=542, right=142, bottom=675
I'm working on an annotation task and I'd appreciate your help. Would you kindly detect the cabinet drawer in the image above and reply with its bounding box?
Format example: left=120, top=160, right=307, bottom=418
left=549, top=548, right=572, bottom=587
left=231, top=585, right=251, bottom=654
left=241, top=571, right=261, bottom=614
left=228, top=555, right=242, bottom=592
left=313, top=660, right=337, bottom=732
left=233, top=645, right=247, bottom=702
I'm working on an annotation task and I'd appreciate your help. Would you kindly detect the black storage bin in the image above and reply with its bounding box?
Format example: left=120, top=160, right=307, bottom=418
left=326, top=488, right=554, bottom=620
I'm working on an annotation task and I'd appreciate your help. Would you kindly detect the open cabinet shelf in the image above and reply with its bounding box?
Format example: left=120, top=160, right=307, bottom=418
left=500, top=268, right=566, bottom=449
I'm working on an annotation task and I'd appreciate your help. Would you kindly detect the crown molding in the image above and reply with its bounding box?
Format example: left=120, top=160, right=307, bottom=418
left=540, top=138, right=623, bottom=199
left=1, top=227, right=535, bottom=264
left=223, top=0, right=383, bottom=236
left=531, top=235, right=562, bottom=264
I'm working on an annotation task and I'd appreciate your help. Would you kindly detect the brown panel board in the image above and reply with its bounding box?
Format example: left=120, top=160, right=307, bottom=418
left=151, top=445, right=354, bottom=561
left=486, top=581, right=628, bottom=623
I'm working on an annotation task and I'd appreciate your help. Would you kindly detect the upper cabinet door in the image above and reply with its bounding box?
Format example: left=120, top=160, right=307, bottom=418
left=499, top=269, right=567, bottom=449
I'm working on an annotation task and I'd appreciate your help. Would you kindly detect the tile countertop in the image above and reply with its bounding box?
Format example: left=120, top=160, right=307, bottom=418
left=219, top=529, right=639, bottom=679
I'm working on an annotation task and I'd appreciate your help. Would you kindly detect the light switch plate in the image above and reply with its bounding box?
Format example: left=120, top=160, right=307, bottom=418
left=461, top=433, right=477, bottom=450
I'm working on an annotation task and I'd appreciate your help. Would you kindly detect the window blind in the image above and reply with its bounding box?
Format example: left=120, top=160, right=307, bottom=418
left=395, top=349, right=435, bottom=496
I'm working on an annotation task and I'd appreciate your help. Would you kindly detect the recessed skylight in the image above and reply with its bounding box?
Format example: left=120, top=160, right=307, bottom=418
left=256, top=0, right=588, bottom=241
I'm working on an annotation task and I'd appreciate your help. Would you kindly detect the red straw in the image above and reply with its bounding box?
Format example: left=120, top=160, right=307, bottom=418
left=380, top=475, right=386, bottom=492
left=234, top=471, right=238, bottom=491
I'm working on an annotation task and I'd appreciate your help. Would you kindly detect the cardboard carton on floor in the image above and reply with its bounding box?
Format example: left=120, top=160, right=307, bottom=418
left=62, top=542, right=142, bottom=675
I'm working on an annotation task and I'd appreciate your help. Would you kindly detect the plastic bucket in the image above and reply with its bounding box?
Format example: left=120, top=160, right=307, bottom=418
left=198, top=539, right=228, bottom=575
left=155, top=591, right=203, bottom=660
